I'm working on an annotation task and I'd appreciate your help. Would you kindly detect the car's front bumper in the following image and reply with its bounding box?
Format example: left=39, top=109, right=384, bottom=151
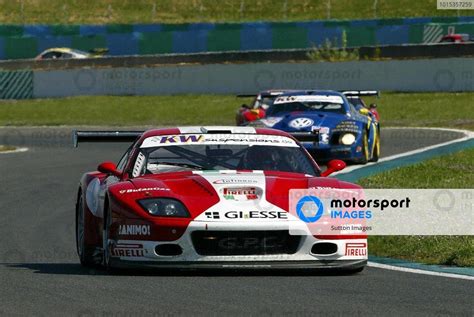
left=109, top=220, right=368, bottom=271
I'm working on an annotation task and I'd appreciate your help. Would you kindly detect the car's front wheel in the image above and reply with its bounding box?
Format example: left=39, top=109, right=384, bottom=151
left=76, top=192, right=95, bottom=267
left=370, top=133, right=380, bottom=162
left=359, top=130, right=370, bottom=164
left=102, top=202, right=113, bottom=270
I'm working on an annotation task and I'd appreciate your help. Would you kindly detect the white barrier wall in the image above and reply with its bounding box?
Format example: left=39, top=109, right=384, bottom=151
left=33, top=58, right=473, bottom=97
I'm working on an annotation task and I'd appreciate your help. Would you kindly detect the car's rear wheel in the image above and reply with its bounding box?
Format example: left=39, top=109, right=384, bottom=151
left=76, top=192, right=95, bottom=267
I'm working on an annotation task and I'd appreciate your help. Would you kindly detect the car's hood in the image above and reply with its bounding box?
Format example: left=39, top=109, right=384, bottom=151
left=262, top=112, right=349, bottom=132
left=110, top=170, right=359, bottom=220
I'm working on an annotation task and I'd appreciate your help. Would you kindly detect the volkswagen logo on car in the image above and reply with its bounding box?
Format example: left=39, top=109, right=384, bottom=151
left=288, top=117, right=314, bottom=129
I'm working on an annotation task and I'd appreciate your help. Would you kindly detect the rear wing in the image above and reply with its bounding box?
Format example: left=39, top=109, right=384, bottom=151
left=236, top=94, right=258, bottom=98
left=73, top=130, right=143, bottom=147
left=236, top=90, right=296, bottom=99
left=73, top=130, right=320, bottom=147
left=341, top=90, right=380, bottom=97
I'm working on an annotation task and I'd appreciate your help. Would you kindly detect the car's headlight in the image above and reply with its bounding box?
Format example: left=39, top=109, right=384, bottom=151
left=340, top=133, right=356, bottom=145
left=138, top=198, right=190, bottom=217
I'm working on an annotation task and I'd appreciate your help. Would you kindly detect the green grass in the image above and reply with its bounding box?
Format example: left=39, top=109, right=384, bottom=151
left=364, top=92, right=474, bottom=130
left=0, top=0, right=461, bottom=24
left=0, top=92, right=473, bottom=128
left=0, top=95, right=241, bottom=126
left=0, top=145, right=16, bottom=152
left=358, top=148, right=474, bottom=267
left=358, top=148, right=474, bottom=188
left=368, top=236, right=474, bottom=267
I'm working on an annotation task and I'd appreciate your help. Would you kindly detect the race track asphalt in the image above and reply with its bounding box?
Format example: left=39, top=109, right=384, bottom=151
left=0, top=127, right=471, bottom=316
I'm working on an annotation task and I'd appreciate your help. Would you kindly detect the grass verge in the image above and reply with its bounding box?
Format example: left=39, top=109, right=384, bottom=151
left=0, top=145, right=17, bottom=152
left=0, top=1, right=461, bottom=24
left=0, top=92, right=473, bottom=129
left=358, top=148, right=474, bottom=267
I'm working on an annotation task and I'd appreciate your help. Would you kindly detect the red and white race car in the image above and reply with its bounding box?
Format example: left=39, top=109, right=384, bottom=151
left=74, top=126, right=367, bottom=272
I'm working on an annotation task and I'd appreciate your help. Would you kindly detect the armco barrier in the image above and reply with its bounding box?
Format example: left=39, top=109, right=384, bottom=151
left=0, top=17, right=473, bottom=60
left=32, top=57, right=473, bottom=98
left=1, top=43, right=473, bottom=71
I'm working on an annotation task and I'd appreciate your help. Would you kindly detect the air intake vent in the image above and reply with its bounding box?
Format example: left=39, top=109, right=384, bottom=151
left=311, top=242, right=338, bottom=255
left=155, top=244, right=183, bottom=256
left=192, top=230, right=301, bottom=256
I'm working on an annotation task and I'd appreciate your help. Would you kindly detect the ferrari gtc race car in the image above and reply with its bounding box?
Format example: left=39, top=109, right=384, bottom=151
left=238, top=90, right=380, bottom=164
left=74, top=126, right=367, bottom=272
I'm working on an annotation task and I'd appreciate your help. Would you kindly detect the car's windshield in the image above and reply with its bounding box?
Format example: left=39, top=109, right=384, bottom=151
left=266, top=101, right=345, bottom=116
left=132, top=135, right=318, bottom=176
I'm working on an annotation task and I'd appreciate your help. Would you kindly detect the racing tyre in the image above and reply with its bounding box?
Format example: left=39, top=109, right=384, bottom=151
left=370, top=133, right=380, bottom=162
left=359, top=130, right=370, bottom=164
left=102, top=203, right=113, bottom=270
left=76, top=193, right=96, bottom=267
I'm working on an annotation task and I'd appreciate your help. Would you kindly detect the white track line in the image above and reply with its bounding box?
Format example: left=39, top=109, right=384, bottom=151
left=368, top=262, right=474, bottom=281
left=0, top=147, right=29, bottom=154
left=335, top=127, right=473, bottom=175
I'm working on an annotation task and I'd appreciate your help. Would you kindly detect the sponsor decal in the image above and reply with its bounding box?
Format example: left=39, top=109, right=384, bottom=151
left=222, top=187, right=258, bottom=201
left=158, top=135, right=204, bottom=144
left=333, top=121, right=359, bottom=134
left=118, top=225, right=151, bottom=236
left=111, top=243, right=145, bottom=257
left=205, top=210, right=288, bottom=220
left=205, top=211, right=220, bottom=219
left=320, top=133, right=329, bottom=144
left=345, top=242, right=367, bottom=256
left=289, top=118, right=314, bottom=129
left=212, top=179, right=258, bottom=184
left=312, top=126, right=330, bottom=134
left=119, top=187, right=170, bottom=194
left=274, top=95, right=344, bottom=104
left=141, top=134, right=298, bottom=148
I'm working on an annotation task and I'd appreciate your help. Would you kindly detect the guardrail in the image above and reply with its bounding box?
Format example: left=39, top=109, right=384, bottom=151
left=0, top=43, right=473, bottom=71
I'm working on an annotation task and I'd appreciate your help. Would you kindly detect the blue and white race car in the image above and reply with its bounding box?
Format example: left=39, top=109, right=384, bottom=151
left=244, top=90, right=380, bottom=164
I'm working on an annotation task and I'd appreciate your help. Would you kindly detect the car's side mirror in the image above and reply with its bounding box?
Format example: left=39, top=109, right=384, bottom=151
left=359, top=108, right=369, bottom=115
left=98, top=161, right=122, bottom=178
left=321, top=159, right=346, bottom=177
